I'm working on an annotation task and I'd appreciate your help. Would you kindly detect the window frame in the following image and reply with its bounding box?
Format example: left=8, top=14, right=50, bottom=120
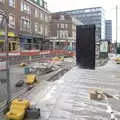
left=9, top=0, right=15, bottom=8
left=9, top=14, right=15, bottom=29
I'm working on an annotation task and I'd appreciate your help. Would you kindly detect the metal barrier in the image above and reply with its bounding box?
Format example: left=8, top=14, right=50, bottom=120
left=0, top=50, right=75, bottom=65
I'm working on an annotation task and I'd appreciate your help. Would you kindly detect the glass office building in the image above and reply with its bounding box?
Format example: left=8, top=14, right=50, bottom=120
left=57, top=7, right=105, bottom=41
left=105, top=20, right=112, bottom=42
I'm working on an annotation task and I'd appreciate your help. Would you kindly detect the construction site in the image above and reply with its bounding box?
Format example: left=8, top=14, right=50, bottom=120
left=1, top=0, right=120, bottom=119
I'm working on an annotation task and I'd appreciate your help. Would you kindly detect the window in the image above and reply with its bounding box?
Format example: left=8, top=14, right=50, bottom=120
left=44, top=2, right=47, bottom=9
left=59, top=30, right=66, bottom=38
left=0, top=0, right=4, bottom=3
left=61, top=24, right=64, bottom=28
left=41, top=13, right=44, bottom=20
left=0, top=15, right=3, bottom=23
left=9, top=14, right=15, bottom=29
left=39, top=24, right=42, bottom=34
left=68, top=32, right=72, bottom=37
left=49, top=15, right=52, bottom=20
left=41, top=25, right=43, bottom=34
left=65, top=24, right=68, bottom=29
left=60, top=30, right=62, bottom=38
left=65, top=31, right=68, bottom=38
left=34, top=23, right=38, bottom=33
left=24, top=4, right=30, bottom=14
left=21, top=1, right=30, bottom=14
left=35, top=23, right=43, bottom=34
left=60, top=15, right=64, bottom=20
left=72, top=31, right=76, bottom=38
left=35, top=9, right=39, bottom=18
left=40, top=12, right=43, bottom=20
left=72, top=25, right=75, bottom=30
left=9, top=0, right=15, bottom=8
left=45, top=15, right=48, bottom=22
left=62, top=31, right=65, bottom=38
left=20, top=16, right=31, bottom=32
left=45, top=27, right=48, bottom=36
left=57, top=24, right=59, bottom=28
left=57, top=31, right=59, bottom=38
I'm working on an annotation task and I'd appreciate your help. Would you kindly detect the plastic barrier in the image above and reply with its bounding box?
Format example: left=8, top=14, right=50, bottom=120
left=0, top=50, right=75, bottom=65
left=26, top=74, right=37, bottom=85
left=19, top=62, right=27, bottom=67
left=6, top=99, right=30, bottom=120
left=52, top=57, right=60, bottom=61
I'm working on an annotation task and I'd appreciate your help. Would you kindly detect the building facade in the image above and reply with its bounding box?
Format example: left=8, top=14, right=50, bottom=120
left=0, top=0, right=49, bottom=51
left=105, top=20, right=112, bottom=42
left=49, top=13, right=77, bottom=50
left=56, top=7, right=105, bottom=41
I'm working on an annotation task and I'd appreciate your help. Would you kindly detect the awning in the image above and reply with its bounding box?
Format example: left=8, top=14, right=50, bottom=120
left=0, top=31, right=16, bottom=37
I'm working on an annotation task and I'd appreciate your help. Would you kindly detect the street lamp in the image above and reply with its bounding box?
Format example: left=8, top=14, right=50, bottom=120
left=116, top=5, right=118, bottom=54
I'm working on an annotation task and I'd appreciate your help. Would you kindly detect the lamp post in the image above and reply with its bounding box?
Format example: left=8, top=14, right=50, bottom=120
left=116, top=5, right=118, bottom=54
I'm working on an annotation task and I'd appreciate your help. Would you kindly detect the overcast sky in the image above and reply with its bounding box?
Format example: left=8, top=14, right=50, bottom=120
left=46, top=0, right=120, bottom=43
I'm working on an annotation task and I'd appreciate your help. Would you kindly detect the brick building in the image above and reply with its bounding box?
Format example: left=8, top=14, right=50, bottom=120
left=49, top=13, right=77, bottom=50
left=0, top=0, right=49, bottom=51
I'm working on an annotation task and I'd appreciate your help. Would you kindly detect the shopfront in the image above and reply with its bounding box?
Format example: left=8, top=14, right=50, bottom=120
left=0, top=31, right=18, bottom=52
left=20, top=35, right=44, bottom=50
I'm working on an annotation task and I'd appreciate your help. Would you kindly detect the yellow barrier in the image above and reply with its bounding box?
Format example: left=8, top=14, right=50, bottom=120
left=26, top=74, right=37, bottom=85
left=59, top=56, right=64, bottom=61
left=6, top=99, right=30, bottom=120
left=114, top=58, right=120, bottom=64
left=52, top=57, right=60, bottom=61
left=52, top=56, right=64, bottom=61
left=19, top=62, right=26, bottom=67
left=115, top=58, right=120, bottom=61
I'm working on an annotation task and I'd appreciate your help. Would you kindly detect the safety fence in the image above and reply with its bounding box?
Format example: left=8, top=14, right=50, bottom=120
left=0, top=50, right=75, bottom=65
left=0, top=50, right=75, bottom=111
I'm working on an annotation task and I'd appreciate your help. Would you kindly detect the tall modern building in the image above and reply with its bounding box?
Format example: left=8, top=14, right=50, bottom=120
left=56, top=7, right=105, bottom=41
left=105, top=20, right=112, bottom=42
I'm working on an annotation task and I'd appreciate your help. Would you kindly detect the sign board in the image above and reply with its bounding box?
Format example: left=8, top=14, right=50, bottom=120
left=100, top=41, right=108, bottom=53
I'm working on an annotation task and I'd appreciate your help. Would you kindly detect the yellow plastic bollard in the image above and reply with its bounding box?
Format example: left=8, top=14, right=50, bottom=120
left=6, top=99, right=30, bottom=120
left=19, top=62, right=26, bottom=67
left=26, top=74, right=37, bottom=85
